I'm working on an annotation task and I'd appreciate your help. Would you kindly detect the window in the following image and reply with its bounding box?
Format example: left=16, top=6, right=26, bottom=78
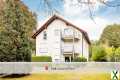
left=43, top=31, right=47, bottom=40
left=54, top=29, right=60, bottom=36
left=64, top=28, right=69, bottom=34
left=39, top=48, right=48, bottom=53
left=55, top=59, right=60, bottom=62
left=64, top=28, right=73, bottom=35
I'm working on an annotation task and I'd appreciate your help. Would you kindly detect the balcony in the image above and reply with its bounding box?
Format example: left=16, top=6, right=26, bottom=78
left=62, top=45, right=73, bottom=53
left=62, top=45, right=79, bottom=55
left=61, top=33, right=80, bottom=42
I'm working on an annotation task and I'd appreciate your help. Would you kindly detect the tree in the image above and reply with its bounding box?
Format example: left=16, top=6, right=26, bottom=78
left=0, top=0, right=4, bottom=10
left=91, top=46, right=107, bottom=62
left=100, top=24, right=120, bottom=61
left=0, top=0, right=36, bottom=61
left=100, top=24, right=120, bottom=48
left=0, top=0, right=5, bottom=31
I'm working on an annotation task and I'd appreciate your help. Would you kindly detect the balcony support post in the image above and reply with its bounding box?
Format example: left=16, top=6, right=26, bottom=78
left=72, top=29, right=75, bottom=60
left=82, top=34, right=83, bottom=57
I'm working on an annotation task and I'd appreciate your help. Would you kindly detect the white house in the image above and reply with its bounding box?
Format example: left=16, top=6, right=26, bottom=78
left=32, top=15, right=91, bottom=62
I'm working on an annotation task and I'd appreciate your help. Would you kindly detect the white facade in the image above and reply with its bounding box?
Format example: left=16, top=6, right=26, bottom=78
left=33, top=15, right=90, bottom=62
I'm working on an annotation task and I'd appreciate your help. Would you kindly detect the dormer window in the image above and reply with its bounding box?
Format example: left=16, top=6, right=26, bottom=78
left=43, top=31, right=47, bottom=40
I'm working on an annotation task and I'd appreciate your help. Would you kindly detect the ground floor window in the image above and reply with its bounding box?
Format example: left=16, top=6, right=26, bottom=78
left=39, top=48, right=48, bottom=53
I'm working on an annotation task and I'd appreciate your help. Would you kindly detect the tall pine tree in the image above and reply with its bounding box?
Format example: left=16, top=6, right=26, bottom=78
left=0, top=0, right=36, bottom=61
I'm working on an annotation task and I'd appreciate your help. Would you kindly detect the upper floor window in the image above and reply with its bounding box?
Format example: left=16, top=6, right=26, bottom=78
left=64, top=28, right=73, bottom=35
left=54, top=29, right=60, bottom=36
left=43, top=31, right=47, bottom=40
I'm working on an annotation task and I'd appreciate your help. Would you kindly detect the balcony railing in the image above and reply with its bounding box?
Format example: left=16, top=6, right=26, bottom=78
left=62, top=45, right=79, bottom=55
left=62, top=45, right=73, bottom=53
left=61, top=33, right=80, bottom=42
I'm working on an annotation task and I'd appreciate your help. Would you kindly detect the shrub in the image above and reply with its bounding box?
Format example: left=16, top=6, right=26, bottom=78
left=105, top=47, right=120, bottom=62
left=105, top=47, right=115, bottom=62
left=32, top=56, right=52, bottom=62
left=91, top=46, right=107, bottom=62
left=73, top=57, right=87, bottom=62
left=115, top=47, right=120, bottom=62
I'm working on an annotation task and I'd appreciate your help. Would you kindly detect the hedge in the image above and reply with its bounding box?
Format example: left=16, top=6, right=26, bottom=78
left=32, top=56, right=52, bottom=62
left=73, top=57, right=87, bottom=62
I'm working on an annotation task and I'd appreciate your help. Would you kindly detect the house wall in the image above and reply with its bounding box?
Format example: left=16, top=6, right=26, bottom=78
left=82, top=36, right=89, bottom=61
left=36, top=19, right=89, bottom=62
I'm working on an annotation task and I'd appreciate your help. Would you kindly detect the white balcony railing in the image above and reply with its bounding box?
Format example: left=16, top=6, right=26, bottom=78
left=62, top=44, right=79, bottom=54
left=62, top=32, right=80, bottom=41
left=62, top=45, right=73, bottom=53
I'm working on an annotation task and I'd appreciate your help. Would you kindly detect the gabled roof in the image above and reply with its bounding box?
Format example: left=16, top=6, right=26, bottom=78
left=32, top=15, right=91, bottom=44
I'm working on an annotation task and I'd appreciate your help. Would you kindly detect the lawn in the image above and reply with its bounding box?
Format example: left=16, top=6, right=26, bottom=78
left=0, top=72, right=119, bottom=80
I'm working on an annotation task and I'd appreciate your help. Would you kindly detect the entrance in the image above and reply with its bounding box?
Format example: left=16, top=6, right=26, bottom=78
left=65, top=56, right=73, bottom=62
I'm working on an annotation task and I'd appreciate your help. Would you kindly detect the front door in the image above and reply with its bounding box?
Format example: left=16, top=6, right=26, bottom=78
left=65, top=57, right=70, bottom=62
left=65, top=56, right=73, bottom=62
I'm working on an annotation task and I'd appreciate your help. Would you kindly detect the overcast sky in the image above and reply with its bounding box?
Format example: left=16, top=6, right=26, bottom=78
left=22, top=0, right=120, bottom=40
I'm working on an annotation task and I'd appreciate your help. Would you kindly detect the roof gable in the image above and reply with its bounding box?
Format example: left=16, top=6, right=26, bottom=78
left=32, top=15, right=91, bottom=44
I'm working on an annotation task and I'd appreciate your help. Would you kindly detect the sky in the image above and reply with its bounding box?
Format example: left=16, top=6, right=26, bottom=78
left=22, top=0, right=120, bottom=40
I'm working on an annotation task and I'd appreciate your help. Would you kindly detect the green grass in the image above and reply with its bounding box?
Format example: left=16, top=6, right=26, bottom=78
left=0, top=72, right=119, bottom=80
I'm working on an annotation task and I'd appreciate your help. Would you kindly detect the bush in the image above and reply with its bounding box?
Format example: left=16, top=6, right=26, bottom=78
left=105, top=47, right=115, bottom=62
left=73, top=57, right=87, bottom=62
left=115, top=47, right=120, bottom=62
left=32, top=56, right=52, bottom=62
left=105, top=47, right=120, bottom=62
left=91, top=46, right=107, bottom=62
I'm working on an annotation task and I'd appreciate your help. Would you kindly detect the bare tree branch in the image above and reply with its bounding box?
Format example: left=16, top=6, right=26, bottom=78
left=36, top=0, right=120, bottom=24
left=98, top=0, right=120, bottom=7
left=37, top=0, right=60, bottom=17
left=87, top=0, right=96, bottom=24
